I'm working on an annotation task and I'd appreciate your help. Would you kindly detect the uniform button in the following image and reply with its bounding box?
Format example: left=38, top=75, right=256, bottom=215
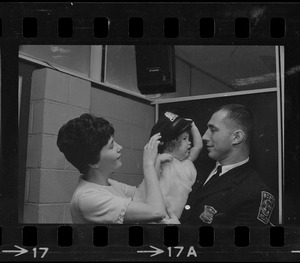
left=185, top=205, right=190, bottom=210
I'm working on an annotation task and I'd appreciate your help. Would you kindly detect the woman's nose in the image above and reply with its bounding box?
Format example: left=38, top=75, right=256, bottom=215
left=117, top=143, right=123, bottom=151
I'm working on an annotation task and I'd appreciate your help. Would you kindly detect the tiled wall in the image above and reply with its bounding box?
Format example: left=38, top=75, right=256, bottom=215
left=23, top=68, right=155, bottom=223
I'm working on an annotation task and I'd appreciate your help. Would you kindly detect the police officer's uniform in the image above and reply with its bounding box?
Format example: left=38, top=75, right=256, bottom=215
left=180, top=161, right=276, bottom=226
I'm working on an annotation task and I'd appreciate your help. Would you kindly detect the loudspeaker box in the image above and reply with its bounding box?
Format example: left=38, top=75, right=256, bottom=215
left=135, top=45, right=176, bottom=94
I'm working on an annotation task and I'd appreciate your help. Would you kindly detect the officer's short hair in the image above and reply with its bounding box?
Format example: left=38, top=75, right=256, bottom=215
left=57, top=113, right=114, bottom=174
left=216, top=104, right=254, bottom=145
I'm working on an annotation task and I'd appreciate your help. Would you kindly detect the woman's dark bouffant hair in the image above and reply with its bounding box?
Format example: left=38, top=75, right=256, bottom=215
left=57, top=113, right=114, bottom=174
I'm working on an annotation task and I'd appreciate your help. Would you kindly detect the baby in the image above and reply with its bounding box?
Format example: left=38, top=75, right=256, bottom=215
left=134, top=111, right=203, bottom=220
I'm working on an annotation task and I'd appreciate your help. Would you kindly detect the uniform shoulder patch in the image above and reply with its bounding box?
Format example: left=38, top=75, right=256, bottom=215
left=257, top=191, right=275, bottom=224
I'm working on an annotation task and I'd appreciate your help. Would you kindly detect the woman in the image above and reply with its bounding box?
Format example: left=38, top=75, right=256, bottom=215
left=57, top=113, right=177, bottom=224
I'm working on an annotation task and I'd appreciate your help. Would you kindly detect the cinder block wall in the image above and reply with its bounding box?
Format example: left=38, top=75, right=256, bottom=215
left=24, top=68, right=91, bottom=223
left=23, top=68, right=155, bottom=223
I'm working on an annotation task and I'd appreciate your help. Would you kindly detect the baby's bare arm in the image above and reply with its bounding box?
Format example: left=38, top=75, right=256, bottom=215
left=189, top=122, right=203, bottom=162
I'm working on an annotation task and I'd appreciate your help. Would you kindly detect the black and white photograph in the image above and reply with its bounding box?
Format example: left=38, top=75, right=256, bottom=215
left=17, top=45, right=288, bottom=226
left=1, top=2, right=300, bottom=262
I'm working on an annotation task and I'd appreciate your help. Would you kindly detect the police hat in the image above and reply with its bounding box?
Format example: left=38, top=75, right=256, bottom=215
left=150, top=112, right=193, bottom=147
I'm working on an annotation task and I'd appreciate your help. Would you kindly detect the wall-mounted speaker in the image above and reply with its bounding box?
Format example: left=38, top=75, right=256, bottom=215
left=135, top=45, right=176, bottom=94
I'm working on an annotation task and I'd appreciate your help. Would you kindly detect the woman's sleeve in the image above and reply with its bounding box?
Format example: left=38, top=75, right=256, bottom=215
left=78, top=190, right=132, bottom=224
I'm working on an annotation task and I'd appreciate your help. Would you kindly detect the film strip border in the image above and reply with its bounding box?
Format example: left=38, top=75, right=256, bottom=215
left=1, top=225, right=300, bottom=260
left=0, top=225, right=287, bottom=248
left=0, top=16, right=288, bottom=40
left=0, top=3, right=299, bottom=44
left=1, top=2, right=300, bottom=261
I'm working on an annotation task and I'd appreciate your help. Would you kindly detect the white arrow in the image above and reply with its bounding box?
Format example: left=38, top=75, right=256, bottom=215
left=137, top=245, right=164, bottom=257
left=2, top=245, right=28, bottom=257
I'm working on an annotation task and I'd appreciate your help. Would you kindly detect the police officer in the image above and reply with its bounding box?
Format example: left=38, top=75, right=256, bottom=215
left=180, top=104, right=276, bottom=226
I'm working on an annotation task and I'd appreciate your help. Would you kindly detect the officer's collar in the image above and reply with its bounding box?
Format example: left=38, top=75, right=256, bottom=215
left=216, top=157, right=249, bottom=176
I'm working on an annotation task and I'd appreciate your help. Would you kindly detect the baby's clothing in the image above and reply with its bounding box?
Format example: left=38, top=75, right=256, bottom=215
left=71, top=176, right=136, bottom=224
left=134, top=157, right=197, bottom=219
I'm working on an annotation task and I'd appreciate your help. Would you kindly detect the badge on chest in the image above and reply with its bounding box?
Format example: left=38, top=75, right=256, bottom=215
left=199, top=205, right=217, bottom=224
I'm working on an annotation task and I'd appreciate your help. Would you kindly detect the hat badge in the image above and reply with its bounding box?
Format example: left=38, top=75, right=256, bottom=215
left=164, top=112, right=178, bottom=122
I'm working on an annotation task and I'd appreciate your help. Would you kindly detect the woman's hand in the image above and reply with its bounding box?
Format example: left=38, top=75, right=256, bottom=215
left=143, top=133, right=161, bottom=167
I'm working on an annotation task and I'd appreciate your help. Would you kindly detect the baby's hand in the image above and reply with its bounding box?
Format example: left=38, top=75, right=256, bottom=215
left=158, top=153, right=174, bottom=164
left=185, top=118, right=196, bottom=127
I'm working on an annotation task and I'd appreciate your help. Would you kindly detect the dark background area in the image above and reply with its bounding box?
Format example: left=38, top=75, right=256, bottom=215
left=283, top=44, right=300, bottom=226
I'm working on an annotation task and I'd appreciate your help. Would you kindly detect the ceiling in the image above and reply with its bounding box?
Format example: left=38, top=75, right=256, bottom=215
left=174, top=45, right=277, bottom=90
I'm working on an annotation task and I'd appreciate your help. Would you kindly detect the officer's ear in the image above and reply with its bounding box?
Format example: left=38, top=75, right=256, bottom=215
left=232, top=130, right=244, bottom=145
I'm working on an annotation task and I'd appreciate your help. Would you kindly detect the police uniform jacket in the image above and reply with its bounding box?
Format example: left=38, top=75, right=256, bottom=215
left=180, top=162, right=276, bottom=226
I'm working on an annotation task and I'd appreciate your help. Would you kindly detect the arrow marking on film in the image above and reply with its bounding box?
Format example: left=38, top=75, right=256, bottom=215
left=2, top=245, right=28, bottom=257
left=137, top=245, right=164, bottom=257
